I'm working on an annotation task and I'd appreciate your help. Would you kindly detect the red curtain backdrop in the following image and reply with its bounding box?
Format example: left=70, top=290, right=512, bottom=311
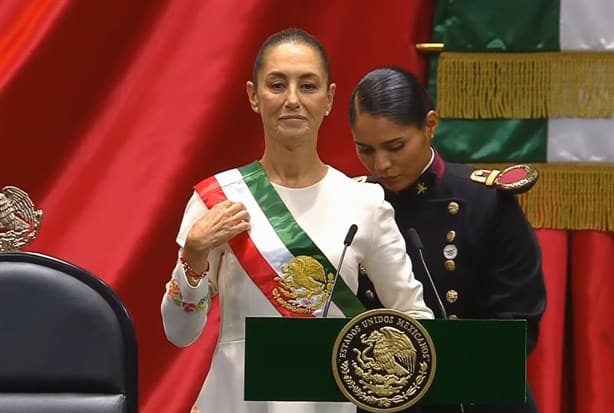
left=528, top=230, right=571, bottom=413
left=1, top=1, right=612, bottom=413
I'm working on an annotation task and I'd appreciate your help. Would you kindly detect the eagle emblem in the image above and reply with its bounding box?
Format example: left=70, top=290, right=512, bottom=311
left=332, top=309, right=436, bottom=412
left=272, top=255, right=334, bottom=314
left=355, top=326, right=417, bottom=378
left=0, top=186, right=43, bottom=251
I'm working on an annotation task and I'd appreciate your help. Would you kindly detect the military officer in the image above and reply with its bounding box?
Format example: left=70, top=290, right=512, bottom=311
left=349, top=67, right=546, bottom=413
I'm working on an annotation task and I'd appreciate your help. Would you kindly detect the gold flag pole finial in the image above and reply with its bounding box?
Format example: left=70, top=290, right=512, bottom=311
left=415, top=43, right=444, bottom=53
left=0, top=185, right=43, bottom=252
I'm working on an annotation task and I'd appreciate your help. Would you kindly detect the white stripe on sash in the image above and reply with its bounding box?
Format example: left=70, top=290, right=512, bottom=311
left=214, top=168, right=343, bottom=317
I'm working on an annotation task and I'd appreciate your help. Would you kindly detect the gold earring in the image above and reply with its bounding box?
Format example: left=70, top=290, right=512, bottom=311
left=324, top=110, right=330, bottom=116
left=253, top=106, right=259, bottom=113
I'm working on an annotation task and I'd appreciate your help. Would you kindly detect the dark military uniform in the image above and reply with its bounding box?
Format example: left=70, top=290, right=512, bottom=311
left=357, top=151, right=546, bottom=413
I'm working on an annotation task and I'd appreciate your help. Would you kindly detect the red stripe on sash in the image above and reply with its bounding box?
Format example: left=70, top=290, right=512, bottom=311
left=195, top=175, right=312, bottom=318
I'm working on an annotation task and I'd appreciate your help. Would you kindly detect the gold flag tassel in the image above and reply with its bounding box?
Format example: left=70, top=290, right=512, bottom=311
left=471, top=163, right=614, bottom=232
left=438, top=52, right=614, bottom=119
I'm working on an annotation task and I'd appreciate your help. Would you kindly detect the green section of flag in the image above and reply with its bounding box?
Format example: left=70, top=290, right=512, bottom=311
left=433, top=118, right=547, bottom=163
left=428, top=0, right=558, bottom=162
left=433, top=0, right=560, bottom=52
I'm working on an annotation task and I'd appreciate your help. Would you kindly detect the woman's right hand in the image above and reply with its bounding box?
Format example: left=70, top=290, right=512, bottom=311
left=182, top=200, right=250, bottom=272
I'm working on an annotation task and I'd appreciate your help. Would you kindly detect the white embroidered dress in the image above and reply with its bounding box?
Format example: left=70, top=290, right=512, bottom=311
left=161, top=166, right=433, bottom=413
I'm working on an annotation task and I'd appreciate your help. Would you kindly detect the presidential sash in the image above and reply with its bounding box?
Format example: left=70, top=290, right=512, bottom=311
left=195, top=161, right=365, bottom=318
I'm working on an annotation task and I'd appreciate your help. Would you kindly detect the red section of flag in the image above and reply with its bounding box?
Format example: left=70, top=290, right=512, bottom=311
left=570, top=231, right=614, bottom=413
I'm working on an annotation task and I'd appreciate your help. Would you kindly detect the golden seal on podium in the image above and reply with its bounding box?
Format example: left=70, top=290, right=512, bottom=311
left=0, top=186, right=43, bottom=252
left=332, top=309, right=436, bottom=412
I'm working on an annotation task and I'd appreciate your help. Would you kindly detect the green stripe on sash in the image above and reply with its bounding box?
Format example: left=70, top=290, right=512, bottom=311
left=239, top=161, right=365, bottom=317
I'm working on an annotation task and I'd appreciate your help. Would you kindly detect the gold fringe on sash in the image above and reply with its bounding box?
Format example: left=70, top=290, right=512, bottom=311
left=438, top=52, right=614, bottom=119
left=470, top=163, right=614, bottom=232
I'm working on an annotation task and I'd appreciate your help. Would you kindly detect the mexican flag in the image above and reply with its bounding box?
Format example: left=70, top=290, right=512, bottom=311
left=428, top=0, right=614, bottom=231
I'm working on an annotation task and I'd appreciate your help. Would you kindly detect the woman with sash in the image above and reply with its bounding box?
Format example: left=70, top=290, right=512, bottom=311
left=161, top=29, right=434, bottom=413
left=349, top=67, right=546, bottom=413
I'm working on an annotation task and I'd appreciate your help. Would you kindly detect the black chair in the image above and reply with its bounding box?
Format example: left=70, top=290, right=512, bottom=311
left=0, top=252, right=138, bottom=413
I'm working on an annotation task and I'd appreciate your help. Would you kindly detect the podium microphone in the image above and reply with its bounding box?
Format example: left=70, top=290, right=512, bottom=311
left=322, top=224, right=358, bottom=318
left=407, top=228, right=448, bottom=320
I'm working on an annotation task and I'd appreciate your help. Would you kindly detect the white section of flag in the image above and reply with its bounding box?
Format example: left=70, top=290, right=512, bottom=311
left=548, top=0, right=614, bottom=162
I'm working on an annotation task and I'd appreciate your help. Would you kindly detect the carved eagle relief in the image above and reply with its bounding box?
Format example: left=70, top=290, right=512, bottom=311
left=0, top=186, right=42, bottom=251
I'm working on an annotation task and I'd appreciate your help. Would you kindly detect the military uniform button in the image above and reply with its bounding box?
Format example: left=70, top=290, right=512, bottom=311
left=444, top=259, right=456, bottom=271
left=446, top=289, right=458, bottom=303
left=447, top=201, right=460, bottom=215
left=443, top=244, right=458, bottom=259
left=446, top=230, right=456, bottom=242
left=448, top=314, right=459, bottom=320
left=365, top=289, right=375, bottom=300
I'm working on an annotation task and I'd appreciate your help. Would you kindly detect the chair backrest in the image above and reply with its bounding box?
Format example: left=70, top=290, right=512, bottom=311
left=0, top=252, right=138, bottom=413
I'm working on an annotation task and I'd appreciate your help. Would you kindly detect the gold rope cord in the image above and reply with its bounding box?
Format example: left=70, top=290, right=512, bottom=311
left=438, top=52, right=614, bottom=119
left=470, top=163, right=614, bottom=231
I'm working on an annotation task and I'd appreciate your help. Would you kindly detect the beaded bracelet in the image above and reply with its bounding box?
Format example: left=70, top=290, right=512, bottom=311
left=180, top=255, right=209, bottom=283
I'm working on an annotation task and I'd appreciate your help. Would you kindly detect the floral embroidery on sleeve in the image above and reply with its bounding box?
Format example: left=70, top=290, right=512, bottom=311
left=166, top=279, right=209, bottom=313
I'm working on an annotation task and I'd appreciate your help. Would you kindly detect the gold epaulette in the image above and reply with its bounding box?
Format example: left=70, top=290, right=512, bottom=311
left=470, top=164, right=539, bottom=194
